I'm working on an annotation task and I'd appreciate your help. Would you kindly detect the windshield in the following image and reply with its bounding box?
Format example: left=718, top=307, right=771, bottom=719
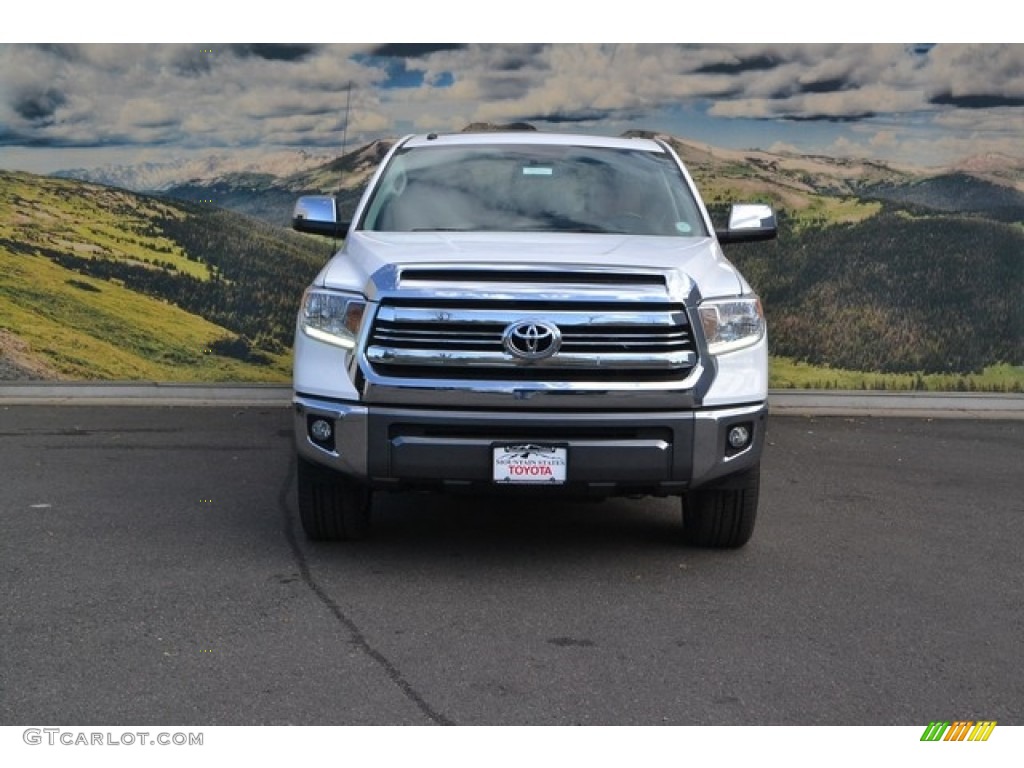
left=359, top=143, right=708, bottom=236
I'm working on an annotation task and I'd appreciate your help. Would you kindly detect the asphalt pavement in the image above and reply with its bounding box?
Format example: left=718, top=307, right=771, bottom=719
left=0, top=405, right=1021, bottom=725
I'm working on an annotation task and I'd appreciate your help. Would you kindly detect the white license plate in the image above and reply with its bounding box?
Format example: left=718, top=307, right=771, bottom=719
left=492, top=444, right=567, bottom=485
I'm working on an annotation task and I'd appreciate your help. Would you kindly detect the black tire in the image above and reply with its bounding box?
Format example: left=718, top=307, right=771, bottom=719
left=296, top=455, right=371, bottom=542
left=682, top=465, right=760, bottom=548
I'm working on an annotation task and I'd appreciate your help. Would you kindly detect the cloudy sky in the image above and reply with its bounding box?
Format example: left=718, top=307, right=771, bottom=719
left=2, top=36, right=1022, bottom=174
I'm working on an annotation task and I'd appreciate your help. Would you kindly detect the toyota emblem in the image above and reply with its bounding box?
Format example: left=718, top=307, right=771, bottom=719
left=503, top=320, right=562, bottom=360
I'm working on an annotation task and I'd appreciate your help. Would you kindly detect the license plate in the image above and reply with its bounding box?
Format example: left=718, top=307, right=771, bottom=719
left=492, top=444, right=567, bottom=485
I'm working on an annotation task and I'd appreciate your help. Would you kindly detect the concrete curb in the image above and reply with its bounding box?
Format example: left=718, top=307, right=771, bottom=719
left=1, top=383, right=1022, bottom=419
left=768, top=390, right=1024, bottom=420
left=0, top=382, right=290, bottom=407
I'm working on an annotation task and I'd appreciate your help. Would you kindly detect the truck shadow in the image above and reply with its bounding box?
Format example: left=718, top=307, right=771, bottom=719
left=332, top=489, right=688, bottom=556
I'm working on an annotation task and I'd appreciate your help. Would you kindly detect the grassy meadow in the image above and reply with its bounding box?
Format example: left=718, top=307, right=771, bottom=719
left=0, top=244, right=289, bottom=381
left=1, top=171, right=298, bottom=381
left=769, top=356, right=1024, bottom=392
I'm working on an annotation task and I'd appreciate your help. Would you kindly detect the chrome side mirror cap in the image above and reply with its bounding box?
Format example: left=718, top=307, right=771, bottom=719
left=716, top=203, right=777, bottom=244
left=292, top=195, right=348, bottom=238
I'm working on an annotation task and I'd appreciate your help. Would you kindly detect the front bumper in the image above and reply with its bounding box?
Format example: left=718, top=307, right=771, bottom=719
left=293, top=395, right=766, bottom=496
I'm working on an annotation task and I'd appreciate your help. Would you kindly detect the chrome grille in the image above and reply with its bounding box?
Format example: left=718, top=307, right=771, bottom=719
left=365, top=302, right=697, bottom=382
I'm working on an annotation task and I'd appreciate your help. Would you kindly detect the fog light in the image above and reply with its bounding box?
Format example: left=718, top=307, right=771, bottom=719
left=310, top=419, right=333, bottom=442
left=727, top=424, right=751, bottom=449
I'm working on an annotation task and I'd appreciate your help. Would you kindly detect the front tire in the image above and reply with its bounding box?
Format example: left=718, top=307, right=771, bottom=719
left=682, top=465, right=760, bottom=548
left=296, top=456, right=371, bottom=541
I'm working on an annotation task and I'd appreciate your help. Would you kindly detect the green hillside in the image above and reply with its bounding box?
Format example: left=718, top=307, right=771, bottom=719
left=0, top=171, right=325, bottom=381
left=728, top=207, right=1024, bottom=384
left=5, top=135, right=1023, bottom=391
left=652, top=137, right=1023, bottom=390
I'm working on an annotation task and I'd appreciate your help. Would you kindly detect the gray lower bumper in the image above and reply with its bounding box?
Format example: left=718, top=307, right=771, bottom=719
left=293, top=395, right=766, bottom=495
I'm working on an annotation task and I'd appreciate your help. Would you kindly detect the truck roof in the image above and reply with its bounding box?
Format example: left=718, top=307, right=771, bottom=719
left=400, top=131, right=667, bottom=153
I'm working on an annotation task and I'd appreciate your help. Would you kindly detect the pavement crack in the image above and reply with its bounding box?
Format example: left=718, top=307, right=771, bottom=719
left=278, top=454, right=454, bottom=726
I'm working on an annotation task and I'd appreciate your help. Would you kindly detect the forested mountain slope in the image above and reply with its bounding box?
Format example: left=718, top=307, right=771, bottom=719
left=0, top=171, right=326, bottom=380
left=729, top=208, right=1023, bottom=375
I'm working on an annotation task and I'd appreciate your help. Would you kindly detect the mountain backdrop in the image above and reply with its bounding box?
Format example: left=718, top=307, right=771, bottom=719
left=3, top=127, right=1022, bottom=389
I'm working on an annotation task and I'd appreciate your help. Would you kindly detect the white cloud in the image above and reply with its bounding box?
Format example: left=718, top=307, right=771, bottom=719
left=2, top=42, right=1022, bottom=171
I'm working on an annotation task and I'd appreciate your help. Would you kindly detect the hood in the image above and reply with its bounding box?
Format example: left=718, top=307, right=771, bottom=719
left=317, top=231, right=747, bottom=301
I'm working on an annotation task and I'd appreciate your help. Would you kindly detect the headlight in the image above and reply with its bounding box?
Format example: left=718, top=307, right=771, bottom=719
left=299, top=288, right=366, bottom=350
left=698, top=296, right=765, bottom=355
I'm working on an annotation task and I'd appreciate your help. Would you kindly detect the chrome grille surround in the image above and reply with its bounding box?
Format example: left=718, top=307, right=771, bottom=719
left=352, top=264, right=711, bottom=408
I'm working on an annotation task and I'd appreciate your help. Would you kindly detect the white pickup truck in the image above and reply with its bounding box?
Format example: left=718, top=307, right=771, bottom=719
left=289, top=131, right=776, bottom=547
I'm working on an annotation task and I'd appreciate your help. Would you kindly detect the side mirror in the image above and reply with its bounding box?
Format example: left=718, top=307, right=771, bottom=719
left=292, top=195, right=349, bottom=237
left=716, top=203, right=777, bottom=244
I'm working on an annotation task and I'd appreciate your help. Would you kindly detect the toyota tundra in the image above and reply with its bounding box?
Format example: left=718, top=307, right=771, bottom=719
left=289, top=131, right=776, bottom=547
